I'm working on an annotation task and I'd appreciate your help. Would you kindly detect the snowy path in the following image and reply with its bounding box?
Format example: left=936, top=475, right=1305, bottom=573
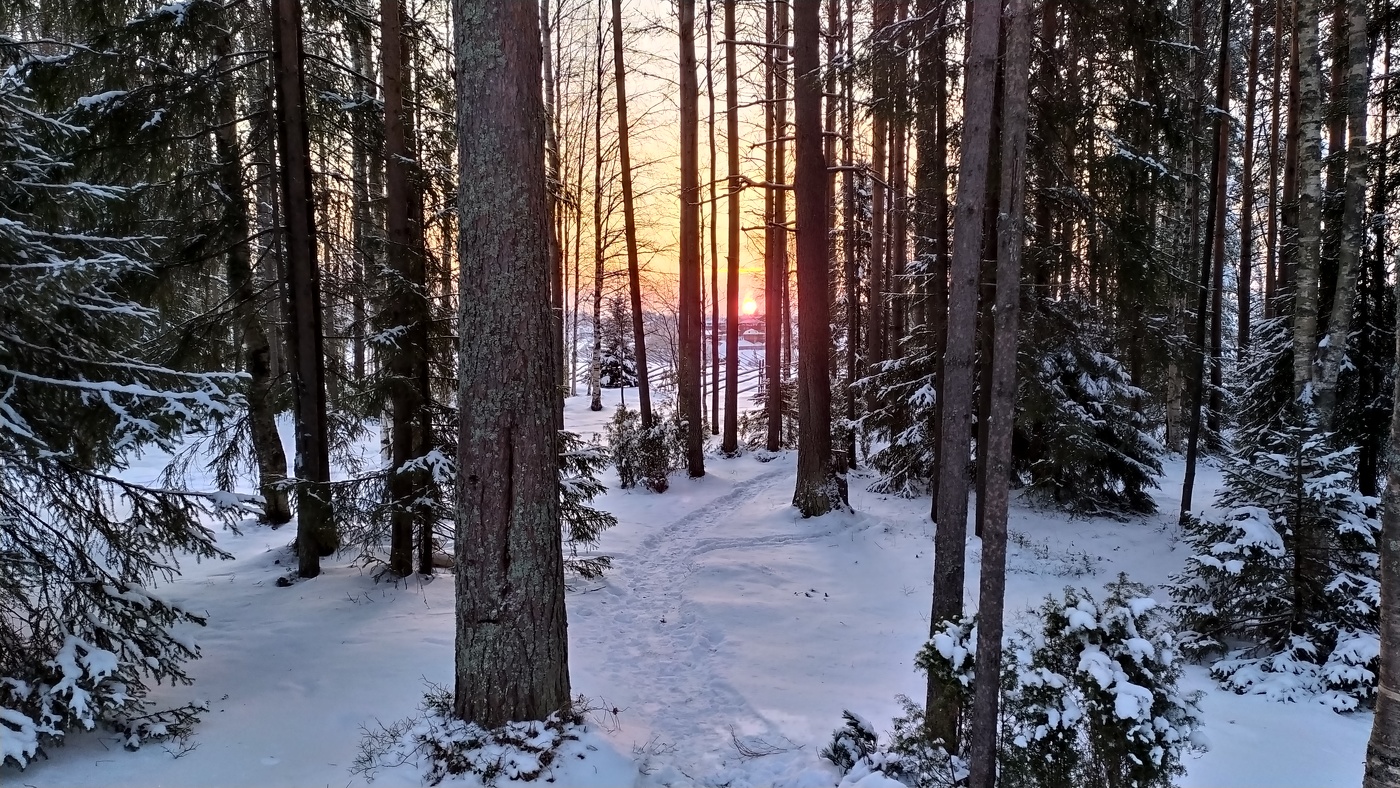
left=570, top=464, right=826, bottom=782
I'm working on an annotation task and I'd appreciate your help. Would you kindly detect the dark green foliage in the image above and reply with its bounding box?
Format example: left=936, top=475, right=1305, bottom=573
left=598, top=295, right=638, bottom=389
left=999, top=578, right=1201, bottom=788
left=739, top=378, right=799, bottom=451
left=0, top=42, right=250, bottom=766
left=857, top=327, right=938, bottom=496
left=607, top=405, right=677, bottom=493
left=1172, top=417, right=1379, bottom=711
left=1015, top=298, right=1163, bottom=517
left=558, top=431, right=617, bottom=578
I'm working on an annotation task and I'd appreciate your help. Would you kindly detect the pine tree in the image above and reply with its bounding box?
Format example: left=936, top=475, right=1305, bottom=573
left=599, top=294, right=638, bottom=389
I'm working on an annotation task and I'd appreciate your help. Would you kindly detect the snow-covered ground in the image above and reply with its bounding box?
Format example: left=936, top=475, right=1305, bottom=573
left=8, top=386, right=1370, bottom=787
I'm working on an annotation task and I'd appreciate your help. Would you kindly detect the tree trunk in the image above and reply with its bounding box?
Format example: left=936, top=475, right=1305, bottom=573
left=791, top=0, right=847, bottom=518
left=452, top=0, right=570, bottom=729
left=543, top=0, right=568, bottom=407
left=271, top=0, right=337, bottom=577
left=1265, top=0, right=1284, bottom=319
left=1180, top=0, right=1231, bottom=524
left=612, top=0, right=653, bottom=427
left=1363, top=201, right=1400, bottom=788
left=866, top=0, right=893, bottom=380
left=1239, top=3, right=1260, bottom=357
left=721, top=0, right=741, bottom=453
left=1314, top=0, right=1370, bottom=425
left=215, top=29, right=291, bottom=527
left=967, top=0, right=1032, bottom=779
left=383, top=0, right=430, bottom=577
left=678, top=0, right=706, bottom=476
left=841, top=0, right=859, bottom=469
left=927, top=0, right=1001, bottom=749
left=589, top=2, right=606, bottom=413
left=1293, top=0, right=1323, bottom=403
left=707, top=0, right=721, bottom=437
left=765, top=0, right=789, bottom=452
left=763, top=0, right=782, bottom=451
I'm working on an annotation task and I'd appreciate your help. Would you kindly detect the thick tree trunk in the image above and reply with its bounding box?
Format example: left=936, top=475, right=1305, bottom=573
left=1314, top=0, right=1370, bottom=425
left=612, top=0, right=653, bottom=426
left=721, top=0, right=741, bottom=453
left=1180, top=0, right=1231, bottom=524
left=791, top=0, right=847, bottom=518
left=215, top=31, right=291, bottom=527
left=678, top=0, right=706, bottom=476
left=452, top=0, right=570, bottom=728
left=927, top=0, right=1001, bottom=750
left=271, top=0, right=337, bottom=577
left=967, top=0, right=1032, bottom=780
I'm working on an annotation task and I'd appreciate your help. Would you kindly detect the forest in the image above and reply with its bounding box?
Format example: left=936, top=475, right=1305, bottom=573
left=2, top=0, right=1399, bottom=785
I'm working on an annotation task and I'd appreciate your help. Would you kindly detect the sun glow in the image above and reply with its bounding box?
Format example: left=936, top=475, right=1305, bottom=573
left=741, top=298, right=758, bottom=316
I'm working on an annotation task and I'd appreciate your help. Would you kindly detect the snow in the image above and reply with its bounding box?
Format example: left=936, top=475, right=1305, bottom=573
left=5, top=401, right=1369, bottom=787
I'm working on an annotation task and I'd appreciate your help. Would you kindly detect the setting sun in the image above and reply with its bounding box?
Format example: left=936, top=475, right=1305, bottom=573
left=741, top=298, right=758, bottom=316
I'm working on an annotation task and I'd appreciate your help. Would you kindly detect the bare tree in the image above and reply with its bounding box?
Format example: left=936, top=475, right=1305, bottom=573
left=452, top=0, right=571, bottom=727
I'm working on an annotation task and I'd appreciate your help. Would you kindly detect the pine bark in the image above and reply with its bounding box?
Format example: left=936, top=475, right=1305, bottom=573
left=763, top=0, right=782, bottom=451
left=612, top=0, right=653, bottom=426
left=589, top=3, right=606, bottom=413
left=452, top=0, right=571, bottom=728
left=1265, top=0, right=1284, bottom=318
left=927, top=0, right=1001, bottom=749
left=866, top=0, right=894, bottom=377
left=967, top=0, right=1032, bottom=778
left=271, top=0, right=337, bottom=577
left=678, top=0, right=706, bottom=476
left=791, top=0, right=847, bottom=518
left=765, top=0, right=789, bottom=452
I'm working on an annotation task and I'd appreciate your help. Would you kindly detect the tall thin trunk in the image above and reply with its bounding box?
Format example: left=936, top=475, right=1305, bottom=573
left=1180, top=0, right=1231, bottom=523
left=1239, top=3, right=1261, bottom=357
left=721, top=0, right=741, bottom=453
left=1315, top=0, right=1370, bottom=424
left=612, top=0, right=653, bottom=426
left=589, top=1, right=606, bottom=413
left=271, top=0, right=337, bottom=577
left=866, top=0, right=893, bottom=377
left=888, top=0, right=910, bottom=354
left=452, top=0, right=570, bottom=728
left=215, top=29, right=291, bottom=527
left=383, top=0, right=429, bottom=577
left=1265, top=0, right=1284, bottom=319
left=1281, top=0, right=1302, bottom=295
left=1292, top=0, right=1323, bottom=402
left=764, top=0, right=782, bottom=451
left=842, top=0, right=859, bottom=469
left=350, top=13, right=370, bottom=383
left=765, top=0, right=789, bottom=451
left=543, top=0, right=568, bottom=405
left=791, top=0, right=846, bottom=518
left=678, top=0, right=706, bottom=476
left=967, top=0, right=1032, bottom=779
left=927, top=0, right=1001, bottom=749
left=707, top=0, right=720, bottom=436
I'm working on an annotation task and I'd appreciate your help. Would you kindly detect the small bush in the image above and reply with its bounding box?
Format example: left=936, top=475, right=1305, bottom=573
left=607, top=406, right=678, bottom=493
